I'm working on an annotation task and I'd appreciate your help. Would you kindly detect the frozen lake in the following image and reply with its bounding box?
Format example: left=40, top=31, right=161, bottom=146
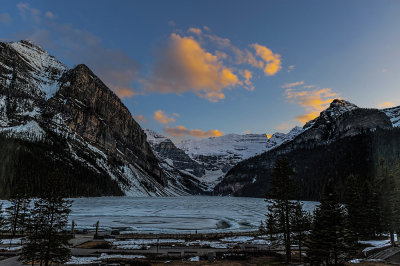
left=68, top=196, right=318, bottom=233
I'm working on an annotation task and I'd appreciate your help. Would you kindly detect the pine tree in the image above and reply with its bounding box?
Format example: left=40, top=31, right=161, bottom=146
left=0, top=203, right=5, bottom=234
left=5, top=196, right=30, bottom=246
left=265, top=211, right=279, bottom=241
left=344, top=174, right=366, bottom=238
left=306, top=179, right=347, bottom=265
left=376, top=158, right=400, bottom=246
left=265, top=157, right=299, bottom=263
left=291, top=202, right=311, bottom=263
left=20, top=171, right=73, bottom=266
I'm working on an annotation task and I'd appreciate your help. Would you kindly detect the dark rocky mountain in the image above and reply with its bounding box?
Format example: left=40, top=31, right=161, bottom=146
left=144, top=129, right=205, bottom=178
left=214, top=99, right=400, bottom=200
left=0, top=40, right=204, bottom=198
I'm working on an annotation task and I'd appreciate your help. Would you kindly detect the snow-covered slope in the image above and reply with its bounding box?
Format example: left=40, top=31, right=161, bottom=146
left=0, top=40, right=204, bottom=197
left=382, top=106, right=400, bottom=127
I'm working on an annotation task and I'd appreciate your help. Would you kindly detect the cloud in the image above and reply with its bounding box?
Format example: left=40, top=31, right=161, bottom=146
left=285, top=88, right=339, bottom=123
left=144, top=33, right=239, bottom=102
left=168, top=20, right=176, bottom=27
left=281, top=81, right=304, bottom=89
left=0, top=13, right=11, bottom=24
left=134, top=114, right=146, bottom=123
left=153, top=110, right=176, bottom=124
left=143, top=27, right=281, bottom=102
left=243, top=129, right=251, bottom=134
left=240, top=69, right=254, bottom=91
left=17, top=2, right=41, bottom=23
left=14, top=4, right=141, bottom=99
left=187, top=27, right=202, bottom=35
left=163, top=125, right=223, bottom=138
left=251, top=43, right=282, bottom=76
left=45, top=11, right=55, bottom=19
left=379, top=101, right=394, bottom=108
left=266, top=133, right=272, bottom=139
left=288, top=65, right=295, bottom=72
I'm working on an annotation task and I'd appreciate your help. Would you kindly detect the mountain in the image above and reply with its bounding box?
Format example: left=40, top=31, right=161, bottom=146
left=214, top=99, right=400, bottom=200
left=144, top=126, right=303, bottom=191
left=0, top=40, right=203, bottom=198
left=144, top=129, right=206, bottom=178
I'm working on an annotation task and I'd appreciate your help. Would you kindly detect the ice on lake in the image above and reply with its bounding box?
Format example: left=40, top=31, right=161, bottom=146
left=68, top=196, right=318, bottom=233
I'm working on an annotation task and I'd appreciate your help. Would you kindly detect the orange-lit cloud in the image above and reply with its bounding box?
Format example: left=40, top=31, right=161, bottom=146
left=266, top=133, right=272, bottom=139
left=285, top=88, right=339, bottom=123
left=281, top=81, right=304, bottom=89
left=114, top=87, right=136, bottom=99
left=153, top=110, right=176, bottom=124
left=144, top=33, right=239, bottom=102
left=164, top=125, right=224, bottom=138
left=240, top=69, right=254, bottom=91
left=144, top=27, right=281, bottom=102
left=379, top=101, right=394, bottom=108
left=252, top=43, right=281, bottom=76
left=134, top=114, right=146, bottom=123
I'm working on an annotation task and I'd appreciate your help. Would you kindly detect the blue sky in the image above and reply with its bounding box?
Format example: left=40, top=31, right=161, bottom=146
left=1, top=0, right=400, bottom=140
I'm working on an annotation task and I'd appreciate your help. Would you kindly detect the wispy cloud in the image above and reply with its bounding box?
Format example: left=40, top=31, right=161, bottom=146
left=164, top=125, right=223, bottom=138
left=285, top=88, right=339, bottom=123
left=0, top=13, right=11, bottom=24
left=288, top=65, right=295, bottom=72
left=153, top=110, right=176, bottom=124
left=15, top=3, right=140, bottom=99
left=281, top=81, right=304, bottom=89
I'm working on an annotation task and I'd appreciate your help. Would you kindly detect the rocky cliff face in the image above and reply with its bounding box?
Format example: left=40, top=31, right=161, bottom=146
left=145, top=129, right=205, bottom=178
left=0, top=40, right=203, bottom=197
left=214, top=99, right=397, bottom=199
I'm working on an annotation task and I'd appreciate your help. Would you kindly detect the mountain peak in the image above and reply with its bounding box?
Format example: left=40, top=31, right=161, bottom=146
left=329, top=99, right=358, bottom=109
left=17, top=39, right=45, bottom=53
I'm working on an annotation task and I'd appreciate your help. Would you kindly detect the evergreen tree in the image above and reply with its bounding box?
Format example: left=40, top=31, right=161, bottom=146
left=5, top=196, right=30, bottom=245
left=291, top=202, right=311, bottom=263
left=0, top=203, right=5, bottom=234
left=344, top=174, right=367, bottom=238
left=306, top=179, right=347, bottom=265
left=265, top=211, right=279, bottom=241
left=265, top=157, right=299, bottom=263
left=20, top=172, right=73, bottom=266
left=376, top=158, right=400, bottom=246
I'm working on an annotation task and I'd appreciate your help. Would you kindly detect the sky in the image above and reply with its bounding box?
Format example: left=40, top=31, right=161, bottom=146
left=1, top=0, right=400, bottom=141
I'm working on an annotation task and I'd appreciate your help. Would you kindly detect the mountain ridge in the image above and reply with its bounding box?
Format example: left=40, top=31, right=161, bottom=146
left=0, top=40, right=204, bottom=197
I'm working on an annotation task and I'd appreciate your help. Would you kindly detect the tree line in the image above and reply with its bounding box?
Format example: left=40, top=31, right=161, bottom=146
left=0, top=175, right=72, bottom=266
left=262, top=157, right=400, bottom=265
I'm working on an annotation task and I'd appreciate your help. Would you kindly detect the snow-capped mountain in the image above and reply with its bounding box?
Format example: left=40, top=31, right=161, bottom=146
left=0, top=40, right=204, bottom=197
left=215, top=99, right=399, bottom=200
left=145, top=127, right=304, bottom=190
